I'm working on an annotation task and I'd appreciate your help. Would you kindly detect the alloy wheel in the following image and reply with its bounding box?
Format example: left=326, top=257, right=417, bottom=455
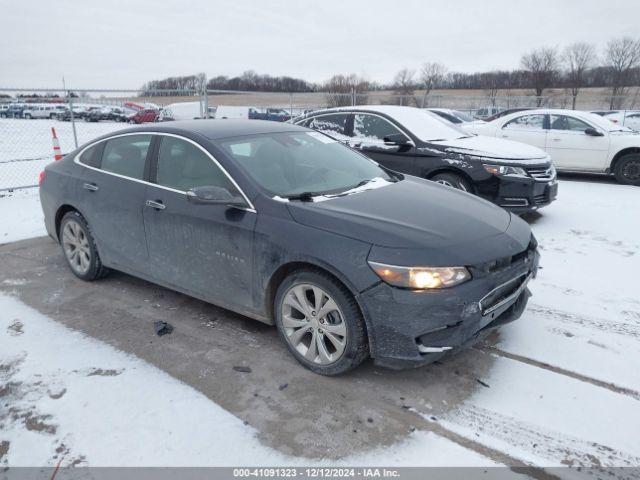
left=281, top=283, right=347, bottom=365
left=62, top=220, right=91, bottom=275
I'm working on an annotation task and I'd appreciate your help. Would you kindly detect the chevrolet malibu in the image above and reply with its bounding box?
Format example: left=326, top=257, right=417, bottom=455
left=40, top=120, right=539, bottom=375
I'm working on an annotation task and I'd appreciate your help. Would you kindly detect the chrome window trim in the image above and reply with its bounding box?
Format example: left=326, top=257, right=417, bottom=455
left=73, top=131, right=257, bottom=213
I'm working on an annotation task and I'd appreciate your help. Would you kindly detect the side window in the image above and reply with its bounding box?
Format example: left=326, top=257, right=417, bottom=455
left=353, top=114, right=403, bottom=141
left=549, top=115, right=591, bottom=132
left=156, top=136, right=238, bottom=193
left=101, top=135, right=151, bottom=180
left=308, top=114, right=349, bottom=135
left=78, top=142, right=104, bottom=168
left=503, top=114, right=545, bottom=131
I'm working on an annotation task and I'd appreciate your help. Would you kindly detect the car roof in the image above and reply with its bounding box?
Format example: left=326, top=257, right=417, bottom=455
left=97, top=119, right=307, bottom=141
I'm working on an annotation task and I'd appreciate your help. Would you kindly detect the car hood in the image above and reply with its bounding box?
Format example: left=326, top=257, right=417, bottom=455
left=286, top=177, right=531, bottom=265
left=429, top=135, right=548, bottom=161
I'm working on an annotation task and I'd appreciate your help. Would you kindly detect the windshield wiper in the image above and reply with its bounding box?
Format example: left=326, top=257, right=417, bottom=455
left=285, top=191, right=324, bottom=202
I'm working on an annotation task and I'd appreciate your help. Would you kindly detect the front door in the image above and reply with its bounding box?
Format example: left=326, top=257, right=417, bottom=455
left=142, top=135, right=256, bottom=309
left=546, top=114, right=610, bottom=171
left=350, top=113, right=414, bottom=172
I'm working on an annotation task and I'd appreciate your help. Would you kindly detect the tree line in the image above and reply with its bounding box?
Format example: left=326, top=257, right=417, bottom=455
left=139, top=37, right=640, bottom=109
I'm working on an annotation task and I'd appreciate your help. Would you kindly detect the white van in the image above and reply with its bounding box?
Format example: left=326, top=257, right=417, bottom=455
left=214, top=106, right=252, bottom=119
left=22, top=104, right=62, bottom=119
left=158, top=101, right=216, bottom=121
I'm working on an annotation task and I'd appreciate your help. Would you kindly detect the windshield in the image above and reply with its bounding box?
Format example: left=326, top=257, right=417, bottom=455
left=581, top=112, right=634, bottom=132
left=390, top=108, right=473, bottom=141
left=452, top=110, right=474, bottom=122
left=218, top=131, right=395, bottom=198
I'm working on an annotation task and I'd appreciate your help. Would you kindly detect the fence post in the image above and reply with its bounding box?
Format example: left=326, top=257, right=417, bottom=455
left=289, top=92, right=293, bottom=118
left=351, top=86, right=356, bottom=106
left=202, top=75, right=209, bottom=118
left=68, top=92, right=78, bottom=149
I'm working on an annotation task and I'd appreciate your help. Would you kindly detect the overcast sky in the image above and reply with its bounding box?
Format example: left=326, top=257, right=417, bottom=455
left=2, top=0, right=639, bottom=90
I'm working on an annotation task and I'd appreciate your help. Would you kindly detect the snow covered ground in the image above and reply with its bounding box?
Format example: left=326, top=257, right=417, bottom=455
left=0, top=178, right=639, bottom=468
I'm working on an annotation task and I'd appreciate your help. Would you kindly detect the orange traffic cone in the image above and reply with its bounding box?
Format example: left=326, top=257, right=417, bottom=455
left=51, top=127, right=63, bottom=161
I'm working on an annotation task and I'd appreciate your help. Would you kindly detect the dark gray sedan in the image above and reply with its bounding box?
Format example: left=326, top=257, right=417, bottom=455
left=39, top=120, right=539, bottom=375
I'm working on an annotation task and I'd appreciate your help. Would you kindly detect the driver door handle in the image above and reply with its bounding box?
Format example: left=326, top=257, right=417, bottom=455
left=145, top=200, right=166, bottom=210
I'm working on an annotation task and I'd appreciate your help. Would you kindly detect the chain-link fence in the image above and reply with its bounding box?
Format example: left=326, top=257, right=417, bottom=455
left=1, top=87, right=638, bottom=191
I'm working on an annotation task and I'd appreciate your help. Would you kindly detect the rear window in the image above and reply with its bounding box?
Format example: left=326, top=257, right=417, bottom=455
left=78, top=143, right=104, bottom=168
left=101, top=135, right=152, bottom=180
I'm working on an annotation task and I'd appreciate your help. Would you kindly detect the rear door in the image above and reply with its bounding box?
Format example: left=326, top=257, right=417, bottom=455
left=75, top=134, right=153, bottom=273
left=546, top=114, right=610, bottom=171
left=142, top=134, right=256, bottom=308
left=498, top=113, right=548, bottom=150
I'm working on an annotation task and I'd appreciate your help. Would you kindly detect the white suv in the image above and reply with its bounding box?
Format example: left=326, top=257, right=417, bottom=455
left=465, top=109, right=640, bottom=185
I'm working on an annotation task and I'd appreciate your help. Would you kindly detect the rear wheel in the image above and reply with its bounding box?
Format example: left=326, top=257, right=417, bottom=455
left=59, top=211, right=109, bottom=281
left=431, top=172, right=473, bottom=192
left=274, top=270, right=368, bottom=375
left=614, top=153, right=640, bottom=186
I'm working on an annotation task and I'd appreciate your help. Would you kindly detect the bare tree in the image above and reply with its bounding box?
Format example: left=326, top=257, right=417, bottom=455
left=419, top=62, right=447, bottom=107
left=392, top=68, right=417, bottom=106
left=604, top=37, right=640, bottom=109
left=563, top=42, right=596, bottom=109
left=521, top=47, right=559, bottom=106
left=323, top=74, right=369, bottom=107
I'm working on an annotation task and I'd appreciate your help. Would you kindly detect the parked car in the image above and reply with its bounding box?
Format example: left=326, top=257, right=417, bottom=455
left=23, top=104, right=56, bottom=119
left=426, top=108, right=485, bottom=126
left=2, top=103, right=29, bottom=118
left=600, top=111, right=640, bottom=131
left=39, top=120, right=539, bottom=375
left=128, top=108, right=159, bottom=124
left=465, top=109, right=640, bottom=185
left=485, top=108, right=535, bottom=122
left=0, top=104, right=10, bottom=117
left=214, top=106, right=291, bottom=121
left=475, top=106, right=503, bottom=119
left=250, top=107, right=291, bottom=122
left=85, top=106, right=130, bottom=122
left=293, top=106, right=557, bottom=213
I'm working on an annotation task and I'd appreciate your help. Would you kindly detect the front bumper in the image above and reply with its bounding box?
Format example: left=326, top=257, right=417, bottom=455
left=357, top=245, right=539, bottom=369
left=477, top=173, right=558, bottom=214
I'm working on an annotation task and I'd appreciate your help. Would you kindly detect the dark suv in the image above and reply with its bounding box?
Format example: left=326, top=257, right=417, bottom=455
left=293, top=106, right=558, bottom=214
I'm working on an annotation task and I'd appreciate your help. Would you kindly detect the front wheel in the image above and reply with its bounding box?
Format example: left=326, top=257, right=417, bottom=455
left=431, top=172, right=473, bottom=192
left=614, top=154, right=640, bottom=186
left=274, top=270, right=369, bottom=375
left=59, top=211, right=110, bottom=281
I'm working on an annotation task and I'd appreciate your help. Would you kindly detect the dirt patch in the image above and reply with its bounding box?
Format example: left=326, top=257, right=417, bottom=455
left=7, top=320, right=23, bottom=336
left=10, top=409, right=58, bottom=435
left=86, top=368, right=123, bottom=377
left=0, top=381, right=22, bottom=398
left=0, top=441, right=9, bottom=462
left=48, top=388, right=66, bottom=400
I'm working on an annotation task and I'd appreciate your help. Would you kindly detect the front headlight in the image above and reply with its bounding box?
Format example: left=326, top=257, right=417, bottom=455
left=483, top=164, right=528, bottom=177
left=368, top=261, right=471, bottom=289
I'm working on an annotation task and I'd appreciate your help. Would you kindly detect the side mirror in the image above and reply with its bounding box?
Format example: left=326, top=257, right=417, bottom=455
left=186, top=186, right=246, bottom=208
left=383, top=133, right=413, bottom=147
left=584, top=127, right=604, bottom=136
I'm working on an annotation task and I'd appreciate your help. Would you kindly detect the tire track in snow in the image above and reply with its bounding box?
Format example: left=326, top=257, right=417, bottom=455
left=476, top=346, right=640, bottom=401
left=438, top=404, right=640, bottom=469
left=528, top=304, right=640, bottom=340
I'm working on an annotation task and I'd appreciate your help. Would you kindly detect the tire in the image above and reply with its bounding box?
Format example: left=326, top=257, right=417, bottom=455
left=24, top=114, right=31, bottom=119
left=274, top=269, right=368, bottom=375
left=431, top=172, right=473, bottom=192
left=59, top=211, right=110, bottom=281
left=613, top=153, right=640, bottom=186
